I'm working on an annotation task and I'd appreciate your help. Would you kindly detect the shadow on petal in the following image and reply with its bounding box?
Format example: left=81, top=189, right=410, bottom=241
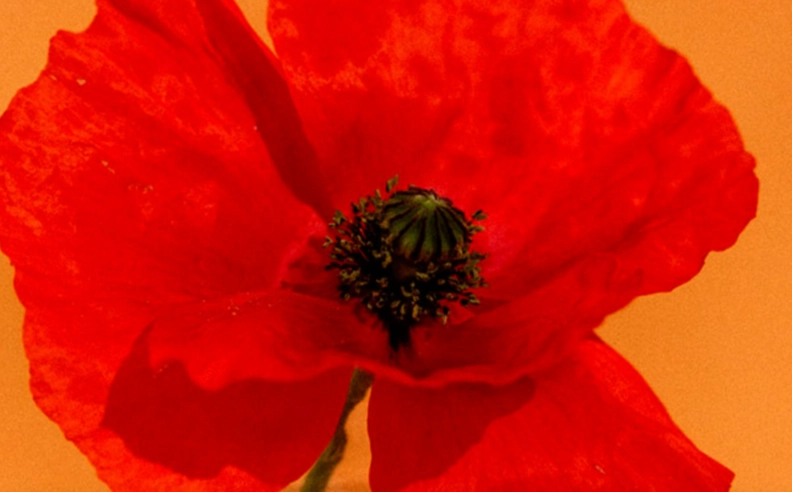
left=103, top=330, right=350, bottom=487
left=194, top=0, right=334, bottom=218
left=369, top=375, right=536, bottom=489
left=369, top=337, right=732, bottom=491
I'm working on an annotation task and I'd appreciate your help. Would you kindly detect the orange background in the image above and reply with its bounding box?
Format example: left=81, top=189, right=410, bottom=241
left=0, top=1, right=789, bottom=490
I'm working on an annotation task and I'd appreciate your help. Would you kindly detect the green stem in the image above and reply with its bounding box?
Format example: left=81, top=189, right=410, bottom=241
left=300, top=368, right=374, bottom=492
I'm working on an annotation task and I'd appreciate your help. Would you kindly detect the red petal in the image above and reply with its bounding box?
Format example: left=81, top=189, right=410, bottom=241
left=269, top=0, right=757, bottom=380
left=102, top=332, right=351, bottom=491
left=192, top=0, right=334, bottom=217
left=2, top=0, right=315, bottom=303
left=0, top=0, right=336, bottom=488
left=146, top=290, right=376, bottom=389
left=368, top=338, right=733, bottom=491
left=268, top=0, right=470, bottom=210
left=23, top=296, right=353, bottom=491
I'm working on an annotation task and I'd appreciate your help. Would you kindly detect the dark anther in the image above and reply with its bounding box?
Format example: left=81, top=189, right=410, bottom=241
left=324, top=176, right=487, bottom=350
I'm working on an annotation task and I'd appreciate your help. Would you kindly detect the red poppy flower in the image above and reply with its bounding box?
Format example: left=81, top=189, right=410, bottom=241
left=0, top=0, right=757, bottom=490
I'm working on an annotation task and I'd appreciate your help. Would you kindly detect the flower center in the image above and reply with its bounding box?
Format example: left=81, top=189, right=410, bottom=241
left=325, top=176, right=487, bottom=350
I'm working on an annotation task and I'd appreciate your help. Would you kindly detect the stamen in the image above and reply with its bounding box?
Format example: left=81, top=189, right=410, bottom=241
left=325, top=176, right=487, bottom=350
